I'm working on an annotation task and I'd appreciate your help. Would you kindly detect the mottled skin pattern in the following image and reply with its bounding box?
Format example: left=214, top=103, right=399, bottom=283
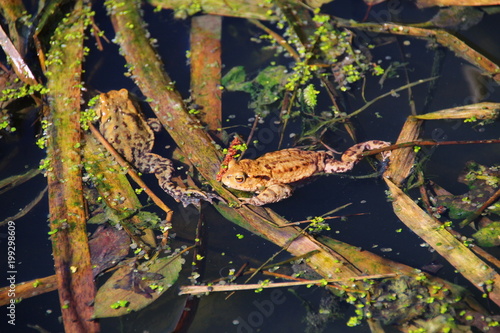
left=95, top=89, right=212, bottom=207
left=221, top=141, right=390, bottom=206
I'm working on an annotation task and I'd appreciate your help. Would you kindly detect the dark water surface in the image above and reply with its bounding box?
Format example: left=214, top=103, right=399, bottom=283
left=1, top=0, right=500, bottom=332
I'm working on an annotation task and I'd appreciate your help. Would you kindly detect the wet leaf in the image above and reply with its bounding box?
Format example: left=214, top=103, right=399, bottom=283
left=429, top=6, right=484, bottom=30
left=221, top=66, right=252, bottom=92
left=413, top=102, right=500, bottom=120
left=435, top=162, right=499, bottom=219
left=94, top=254, right=184, bottom=318
left=254, top=65, right=288, bottom=88
left=472, top=221, right=500, bottom=247
left=148, top=0, right=276, bottom=20
left=223, top=65, right=289, bottom=113
left=415, top=0, right=499, bottom=8
left=385, top=178, right=500, bottom=306
left=89, top=224, right=130, bottom=277
left=369, top=276, right=438, bottom=325
left=113, top=269, right=164, bottom=298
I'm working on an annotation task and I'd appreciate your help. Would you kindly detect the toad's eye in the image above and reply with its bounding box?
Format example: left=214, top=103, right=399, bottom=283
left=234, top=172, right=246, bottom=183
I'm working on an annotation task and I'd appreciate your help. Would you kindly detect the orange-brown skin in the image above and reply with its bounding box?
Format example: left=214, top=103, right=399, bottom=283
left=221, top=141, right=390, bottom=206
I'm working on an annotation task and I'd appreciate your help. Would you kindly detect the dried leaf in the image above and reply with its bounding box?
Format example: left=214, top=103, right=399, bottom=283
left=416, top=0, right=500, bottom=8
left=413, top=102, right=500, bottom=120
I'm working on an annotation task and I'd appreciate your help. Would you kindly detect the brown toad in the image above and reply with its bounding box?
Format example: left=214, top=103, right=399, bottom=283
left=220, top=141, right=390, bottom=206
left=95, top=89, right=212, bottom=207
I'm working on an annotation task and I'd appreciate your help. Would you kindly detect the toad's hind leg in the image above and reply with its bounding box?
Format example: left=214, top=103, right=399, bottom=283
left=324, top=140, right=391, bottom=173
left=138, top=153, right=213, bottom=207
left=242, top=184, right=293, bottom=206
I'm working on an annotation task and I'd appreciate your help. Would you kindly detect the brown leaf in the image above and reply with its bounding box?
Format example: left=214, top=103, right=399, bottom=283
left=89, top=224, right=130, bottom=277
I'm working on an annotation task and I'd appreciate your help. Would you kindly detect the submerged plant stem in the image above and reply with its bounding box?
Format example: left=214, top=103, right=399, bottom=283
left=45, top=1, right=98, bottom=331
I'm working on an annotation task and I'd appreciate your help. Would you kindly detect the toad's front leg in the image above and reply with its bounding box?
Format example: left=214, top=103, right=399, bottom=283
left=241, top=184, right=293, bottom=206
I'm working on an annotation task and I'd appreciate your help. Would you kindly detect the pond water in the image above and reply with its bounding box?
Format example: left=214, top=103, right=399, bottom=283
left=1, top=0, right=500, bottom=332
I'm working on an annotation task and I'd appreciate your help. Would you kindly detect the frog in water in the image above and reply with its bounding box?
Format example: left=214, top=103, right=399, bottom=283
left=94, top=89, right=212, bottom=207
left=220, top=141, right=390, bottom=206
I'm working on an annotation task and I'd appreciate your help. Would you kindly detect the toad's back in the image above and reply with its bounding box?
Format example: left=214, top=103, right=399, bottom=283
left=240, top=148, right=327, bottom=184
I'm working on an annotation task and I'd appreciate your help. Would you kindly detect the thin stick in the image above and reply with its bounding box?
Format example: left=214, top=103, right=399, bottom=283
left=179, top=273, right=397, bottom=295
left=362, top=139, right=500, bottom=157
left=0, top=24, right=37, bottom=85
left=460, top=187, right=500, bottom=228
left=89, top=123, right=174, bottom=221
left=279, top=213, right=368, bottom=227
left=241, top=115, right=261, bottom=160
left=249, top=19, right=301, bottom=61
left=318, top=77, right=437, bottom=132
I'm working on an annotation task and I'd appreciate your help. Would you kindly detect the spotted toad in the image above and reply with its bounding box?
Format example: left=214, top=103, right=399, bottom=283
left=220, top=141, right=390, bottom=206
left=94, top=89, right=212, bottom=207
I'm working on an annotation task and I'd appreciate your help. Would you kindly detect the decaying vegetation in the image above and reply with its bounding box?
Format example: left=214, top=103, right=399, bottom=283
left=1, top=0, right=500, bottom=332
